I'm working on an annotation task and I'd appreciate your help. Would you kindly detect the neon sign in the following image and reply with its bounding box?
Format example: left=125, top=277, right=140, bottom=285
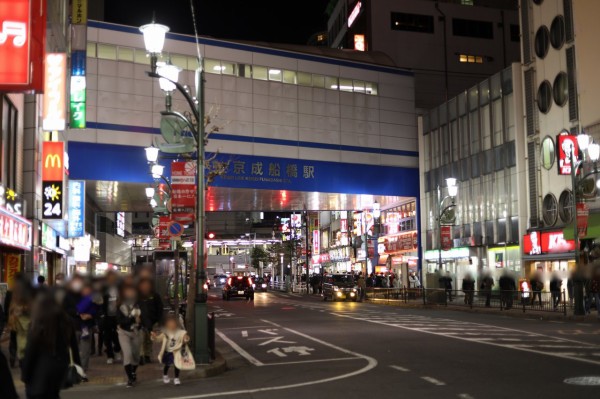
left=42, top=53, right=67, bottom=131
left=348, top=1, right=362, bottom=28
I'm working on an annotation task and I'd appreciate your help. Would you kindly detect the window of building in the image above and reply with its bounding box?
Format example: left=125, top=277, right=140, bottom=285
left=171, top=54, right=188, bottom=70
left=118, top=47, right=134, bottom=62
left=540, top=136, right=555, bottom=170
left=542, top=193, right=558, bottom=226
left=253, top=65, right=268, bottom=80
left=550, top=15, right=566, bottom=50
left=97, top=44, right=117, bottom=60
left=338, top=78, right=353, bottom=92
left=534, top=26, right=550, bottom=59
left=459, top=54, right=484, bottom=63
left=297, top=72, right=312, bottom=86
left=537, top=80, right=553, bottom=114
left=553, top=72, right=568, bottom=107
left=461, top=0, right=474, bottom=5
left=558, top=189, right=574, bottom=223
left=312, top=74, right=325, bottom=88
left=510, top=24, right=520, bottom=42
left=391, top=12, right=434, bottom=33
left=452, top=18, right=493, bottom=39
left=0, top=95, right=18, bottom=189
left=283, top=70, right=297, bottom=84
left=268, top=68, right=282, bottom=82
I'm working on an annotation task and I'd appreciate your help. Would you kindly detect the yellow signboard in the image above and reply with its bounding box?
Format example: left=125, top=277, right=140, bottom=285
left=72, top=0, right=87, bottom=24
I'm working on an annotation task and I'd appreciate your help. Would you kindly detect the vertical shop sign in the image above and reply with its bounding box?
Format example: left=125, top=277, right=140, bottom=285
left=68, top=180, right=85, bottom=237
left=70, top=0, right=87, bottom=128
left=441, top=226, right=453, bottom=250
left=0, top=0, right=45, bottom=91
left=42, top=53, right=67, bottom=131
left=5, top=254, right=21, bottom=286
left=41, top=141, right=65, bottom=220
left=577, top=202, right=589, bottom=239
left=171, top=161, right=196, bottom=223
left=557, top=133, right=579, bottom=175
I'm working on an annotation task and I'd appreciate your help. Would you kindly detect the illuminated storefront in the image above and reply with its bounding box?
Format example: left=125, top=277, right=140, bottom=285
left=522, top=230, right=575, bottom=291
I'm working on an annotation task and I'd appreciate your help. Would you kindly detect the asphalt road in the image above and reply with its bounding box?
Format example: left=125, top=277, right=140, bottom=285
left=63, top=289, right=600, bottom=399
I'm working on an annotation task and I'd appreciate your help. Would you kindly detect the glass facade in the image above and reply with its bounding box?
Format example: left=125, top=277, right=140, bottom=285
left=421, top=66, right=520, bottom=272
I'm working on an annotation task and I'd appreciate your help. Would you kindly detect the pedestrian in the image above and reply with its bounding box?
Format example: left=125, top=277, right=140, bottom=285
left=440, top=271, right=453, bottom=301
left=357, top=273, right=366, bottom=301
left=480, top=272, right=494, bottom=307
left=550, top=273, right=562, bottom=310
left=116, top=284, right=142, bottom=388
left=462, top=273, right=475, bottom=306
left=21, top=292, right=81, bottom=399
left=102, top=271, right=122, bottom=364
left=76, top=280, right=99, bottom=374
left=151, top=314, right=191, bottom=386
left=0, top=348, right=18, bottom=399
left=567, top=271, right=575, bottom=306
left=589, top=262, right=600, bottom=319
left=530, top=271, right=543, bottom=307
left=499, top=270, right=516, bottom=310
left=138, top=277, right=164, bottom=365
left=7, top=274, right=34, bottom=368
left=3, top=279, right=17, bottom=367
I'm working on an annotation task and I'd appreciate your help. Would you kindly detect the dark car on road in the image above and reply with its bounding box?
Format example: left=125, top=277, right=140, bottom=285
left=323, top=274, right=358, bottom=301
left=223, top=275, right=255, bottom=301
left=253, top=277, right=268, bottom=292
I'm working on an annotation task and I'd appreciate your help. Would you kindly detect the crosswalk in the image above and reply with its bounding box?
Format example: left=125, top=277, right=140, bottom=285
left=332, top=309, right=600, bottom=366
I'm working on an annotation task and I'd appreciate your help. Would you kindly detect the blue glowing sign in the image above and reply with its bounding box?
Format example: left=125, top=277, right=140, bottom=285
left=68, top=180, right=85, bottom=237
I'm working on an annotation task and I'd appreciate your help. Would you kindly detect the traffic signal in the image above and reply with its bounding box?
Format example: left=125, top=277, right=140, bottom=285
left=205, top=232, right=216, bottom=239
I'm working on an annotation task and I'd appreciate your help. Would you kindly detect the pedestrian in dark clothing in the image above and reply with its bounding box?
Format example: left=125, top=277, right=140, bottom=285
left=550, top=273, right=562, bottom=310
left=76, top=281, right=99, bottom=372
left=0, top=348, right=18, bottom=399
left=567, top=272, right=574, bottom=306
left=4, top=287, right=17, bottom=367
left=138, top=278, right=164, bottom=365
left=462, top=273, right=475, bottom=305
left=102, top=271, right=122, bottom=364
left=21, top=292, right=81, bottom=399
left=439, top=271, right=453, bottom=301
left=499, top=271, right=516, bottom=309
left=530, top=272, right=543, bottom=307
left=480, top=273, right=494, bottom=307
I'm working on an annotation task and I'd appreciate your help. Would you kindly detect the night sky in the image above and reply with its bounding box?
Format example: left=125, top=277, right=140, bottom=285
left=104, top=0, right=332, bottom=45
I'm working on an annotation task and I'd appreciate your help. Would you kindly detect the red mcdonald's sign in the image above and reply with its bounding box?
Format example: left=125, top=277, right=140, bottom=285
left=42, top=141, right=64, bottom=181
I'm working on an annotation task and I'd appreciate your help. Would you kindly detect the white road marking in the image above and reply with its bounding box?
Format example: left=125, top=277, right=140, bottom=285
left=421, top=376, right=446, bottom=386
left=215, top=329, right=264, bottom=366
left=333, top=311, right=600, bottom=366
left=174, top=320, right=377, bottom=399
left=241, top=330, right=248, bottom=338
left=458, top=393, right=475, bottom=399
left=389, top=365, right=410, bottom=372
left=261, top=357, right=360, bottom=366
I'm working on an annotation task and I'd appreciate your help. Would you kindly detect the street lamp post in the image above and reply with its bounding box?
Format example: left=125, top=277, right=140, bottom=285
left=569, top=133, right=600, bottom=315
left=437, top=178, right=459, bottom=274
left=140, top=21, right=210, bottom=363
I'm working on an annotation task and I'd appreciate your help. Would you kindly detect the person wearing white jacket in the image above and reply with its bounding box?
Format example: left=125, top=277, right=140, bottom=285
left=152, top=315, right=191, bottom=386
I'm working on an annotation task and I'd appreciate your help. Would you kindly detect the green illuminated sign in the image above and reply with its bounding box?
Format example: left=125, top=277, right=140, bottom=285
left=70, top=76, right=86, bottom=129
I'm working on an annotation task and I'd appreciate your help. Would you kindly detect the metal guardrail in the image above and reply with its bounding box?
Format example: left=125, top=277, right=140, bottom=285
left=419, top=288, right=568, bottom=315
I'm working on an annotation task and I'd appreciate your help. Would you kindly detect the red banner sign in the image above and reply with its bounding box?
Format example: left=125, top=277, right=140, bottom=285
left=441, top=226, right=453, bottom=250
left=577, top=202, right=589, bottom=239
left=523, top=230, right=575, bottom=255
left=381, top=231, right=418, bottom=254
left=0, top=0, right=45, bottom=91
left=171, top=161, right=196, bottom=223
left=0, top=206, right=31, bottom=250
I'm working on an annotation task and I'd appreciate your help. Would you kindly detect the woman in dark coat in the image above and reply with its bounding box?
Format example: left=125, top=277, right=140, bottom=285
left=21, top=292, right=80, bottom=399
left=0, top=348, right=18, bottom=399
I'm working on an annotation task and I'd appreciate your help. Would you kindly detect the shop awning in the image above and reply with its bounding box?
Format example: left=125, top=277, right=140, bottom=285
left=563, top=213, right=600, bottom=240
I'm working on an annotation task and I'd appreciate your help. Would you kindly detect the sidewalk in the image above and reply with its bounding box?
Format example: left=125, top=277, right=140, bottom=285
left=367, top=296, right=600, bottom=323
left=2, top=338, right=227, bottom=388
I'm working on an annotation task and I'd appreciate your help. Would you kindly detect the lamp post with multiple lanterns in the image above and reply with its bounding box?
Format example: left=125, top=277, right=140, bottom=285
left=139, top=21, right=210, bottom=363
left=437, top=178, right=459, bottom=273
left=569, top=133, right=600, bottom=315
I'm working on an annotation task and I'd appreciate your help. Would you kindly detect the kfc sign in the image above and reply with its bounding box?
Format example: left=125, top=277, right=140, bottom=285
left=557, top=133, right=578, bottom=175
left=523, top=230, right=575, bottom=255
left=543, top=231, right=575, bottom=253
